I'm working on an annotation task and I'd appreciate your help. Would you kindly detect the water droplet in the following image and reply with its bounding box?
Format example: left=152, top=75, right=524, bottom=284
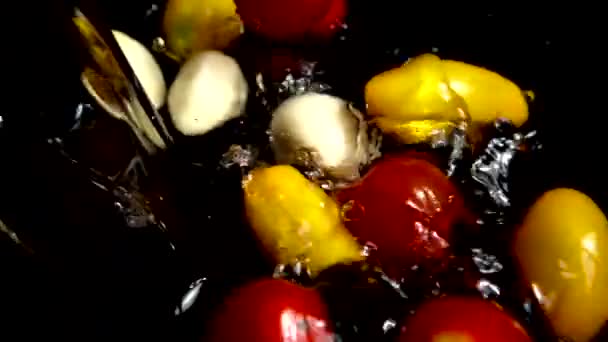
left=477, top=278, right=501, bottom=298
left=175, top=278, right=206, bottom=316
left=471, top=248, right=503, bottom=274
left=151, top=37, right=167, bottom=53
left=382, top=319, right=397, bottom=332
left=362, top=242, right=378, bottom=257
left=341, top=200, right=365, bottom=222
left=220, top=144, right=258, bottom=169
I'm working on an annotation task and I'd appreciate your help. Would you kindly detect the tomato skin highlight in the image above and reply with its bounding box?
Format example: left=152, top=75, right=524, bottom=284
left=163, top=0, right=243, bottom=60
left=364, top=54, right=528, bottom=144
left=515, top=188, right=608, bottom=341
left=234, top=0, right=347, bottom=42
left=399, top=296, right=532, bottom=342
left=336, top=154, right=465, bottom=280
left=244, top=165, right=363, bottom=276
left=206, top=279, right=334, bottom=341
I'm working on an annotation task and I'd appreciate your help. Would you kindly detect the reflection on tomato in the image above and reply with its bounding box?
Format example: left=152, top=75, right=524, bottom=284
left=336, top=154, right=465, bottom=280
left=364, top=54, right=528, bottom=144
left=244, top=165, right=363, bottom=277
left=234, top=0, right=347, bottom=42
left=515, top=188, right=608, bottom=341
left=399, top=296, right=532, bottom=342
left=207, top=279, right=335, bottom=341
left=163, top=0, right=243, bottom=60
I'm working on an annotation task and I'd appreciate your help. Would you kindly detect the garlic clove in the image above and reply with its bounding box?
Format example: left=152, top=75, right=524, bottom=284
left=112, top=31, right=167, bottom=110
left=78, top=25, right=168, bottom=151
left=82, top=30, right=167, bottom=121
left=270, top=93, right=372, bottom=181
left=168, top=50, right=248, bottom=136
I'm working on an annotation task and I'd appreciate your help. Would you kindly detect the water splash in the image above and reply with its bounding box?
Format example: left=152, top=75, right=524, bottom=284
left=174, top=277, right=207, bottom=316
left=477, top=278, right=501, bottom=299
left=471, top=120, right=539, bottom=209
left=0, top=218, right=33, bottom=254
left=471, top=248, right=504, bottom=274
left=276, top=60, right=332, bottom=100
left=113, top=186, right=157, bottom=229
left=220, top=144, right=259, bottom=169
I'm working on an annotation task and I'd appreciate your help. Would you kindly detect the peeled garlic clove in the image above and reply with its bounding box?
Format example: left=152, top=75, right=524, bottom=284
left=82, top=30, right=167, bottom=120
left=79, top=28, right=168, bottom=151
left=365, top=53, right=528, bottom=144
left=243, top=165, right=363, bottom=276
left=270, top=93, right=371, bottom=181
left=112, top=31, right=167, bottom=110
left=168, top=50, right=248, bottom=136
left=163, top=0, right=243, bottom=60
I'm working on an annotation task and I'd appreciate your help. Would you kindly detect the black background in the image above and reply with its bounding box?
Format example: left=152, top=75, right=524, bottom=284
left=0, top=1, right=604, bottom=341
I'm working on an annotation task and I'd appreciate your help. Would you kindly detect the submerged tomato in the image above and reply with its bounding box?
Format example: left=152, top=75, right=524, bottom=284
left=207, top=279, right=334, bottom=341
left=336, top=155, right=465, bottom=280
left=163, top=0, right=243, bottom=60
left=399, top=296, right=532, bottom=342
left=244, top=165, right=363, bottom=276
left=515, top=188, right=608, bottom=341
left=364, top=54, right=528, bottom=144
left=234, top=0, right=346, bottom=42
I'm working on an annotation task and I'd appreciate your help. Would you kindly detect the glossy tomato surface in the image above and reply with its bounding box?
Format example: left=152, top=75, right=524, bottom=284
left=336, top=154, right=465, bottom=280
left=206, top=279, right=334, bottom=341
left=515, top=188, right=608, bottom=341
left=399, top=296, right=531, bottom=342
left=163, top=0, right=242, bottom=60
left=244, top=165, right=363, bottom=277
left=234, top=0, right=346, bottom=42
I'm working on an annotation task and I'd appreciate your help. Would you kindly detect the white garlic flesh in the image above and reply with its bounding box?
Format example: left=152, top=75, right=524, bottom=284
left=80, top=30, right=168, bottom=151
left=270, top=93, right=372, bottom=181
left=168, top=50, right=248, bottom=136
left=112, top=31, right=167, bottom=110
left=82, top=30, right=167, bottom=118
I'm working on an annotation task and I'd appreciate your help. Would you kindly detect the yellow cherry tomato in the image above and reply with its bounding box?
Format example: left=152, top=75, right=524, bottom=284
left=514, top=188, right=608, bottom=341
left=365, top=54, right=528, bottom=144
left=163, top=0, right=243, bottom=60
left=243, top=165, right=363, bottom=276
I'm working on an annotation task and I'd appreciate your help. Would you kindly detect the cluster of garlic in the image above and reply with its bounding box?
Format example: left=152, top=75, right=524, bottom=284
left=84, top=29, right=373, bottom=182
left=83, top=31, right=249, bottom=147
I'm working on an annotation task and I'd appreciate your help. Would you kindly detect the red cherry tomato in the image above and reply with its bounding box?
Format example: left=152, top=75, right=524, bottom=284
left=234, top=0, right=347, bottom=42
left=399, top=296, right=532, bottom=342
left=207, top=279, right=335, bottom=341
left=336, top=154, right=465, bottom=280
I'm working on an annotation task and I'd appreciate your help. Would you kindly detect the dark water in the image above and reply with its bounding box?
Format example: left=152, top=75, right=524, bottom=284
left=0, top=1, right=604, bottom=341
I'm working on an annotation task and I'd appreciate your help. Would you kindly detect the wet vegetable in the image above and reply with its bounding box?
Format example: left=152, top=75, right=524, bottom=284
left=168, top=50, right=248, bottom=136
left=206, top=279, right=335, bottom=341
left=270, top=93, right=373, bottom=181
left=114, top=31, right=167, bottom=111
left=243, top=165, right=363, bottom=276
left=364, top=54, right=528, bottom=144
left=76, top=22, right=169, bottom=151
left=514, top=188, right=608, bottom=341
left=234, top=0, right=347, bottom=42
left=336, top=154, right=465, bottom=281
left=399, top=296, right=532, bottom=341
left=81, top=30, right=166, bottom=119
left=163, top=0, right=243, bottom=60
